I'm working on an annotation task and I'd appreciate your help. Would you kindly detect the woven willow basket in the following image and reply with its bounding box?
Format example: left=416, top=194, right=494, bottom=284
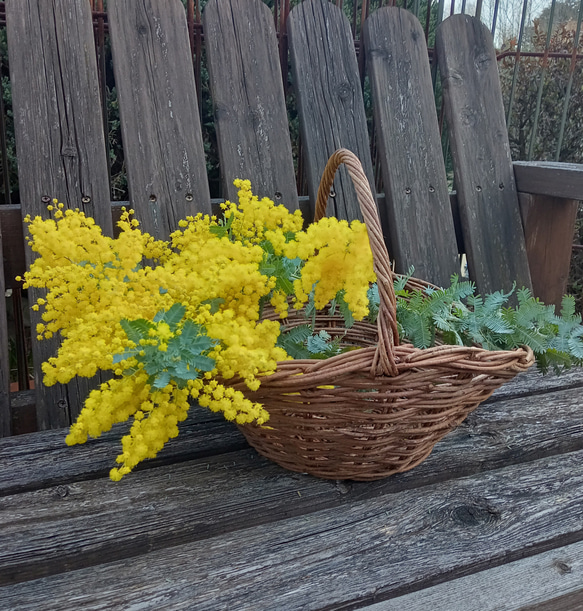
left=235, top=149, right=535, bottom=481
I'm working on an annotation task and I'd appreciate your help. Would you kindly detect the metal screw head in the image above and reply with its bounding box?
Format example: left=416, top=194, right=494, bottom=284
left=274, top=191, right=282, bottom=200
left=81, top=196, right=91, bottom=204
left=41, top=196, right=51, bottom=204
left=405, top=187, right=412, bottom=195
left=499, top=183, right=504, bottom=190
left=149, top=194, right=157, bottom=202
left=185, top=193, right=193, bottom=202
left=476, top=185, right=482, bottom=192
left=329, top=187, right=336, bottom=198
left=429, top=185, right=435, bottom=193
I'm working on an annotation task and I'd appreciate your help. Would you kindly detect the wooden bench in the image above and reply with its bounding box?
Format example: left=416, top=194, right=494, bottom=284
left=2, top=0, right=583, bottom=436
left=2, top=1, right=583, bottom=607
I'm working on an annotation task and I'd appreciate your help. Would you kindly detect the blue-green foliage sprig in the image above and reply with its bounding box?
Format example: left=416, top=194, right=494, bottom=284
left=113, top=303, right=217, bottom=389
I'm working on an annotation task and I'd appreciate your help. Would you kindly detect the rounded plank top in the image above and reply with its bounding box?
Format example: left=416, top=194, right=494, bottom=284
left=109, top=0, right=211, bottom=240
left=288, top=0, right=376, bottom=223
left=364, top=7, right=459, bottom=286
left=203, top=0, right=299, bottom=211
left=436, top=14, right=532, bottom=295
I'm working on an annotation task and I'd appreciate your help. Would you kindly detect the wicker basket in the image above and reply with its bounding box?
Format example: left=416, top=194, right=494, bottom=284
left=235, top=149, right=535, bottom=481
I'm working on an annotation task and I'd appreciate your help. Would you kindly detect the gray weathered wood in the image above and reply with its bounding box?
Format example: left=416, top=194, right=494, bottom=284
left=363, top=8, right=459, bottom=287
left=6, top=0, right=113, bottom=430
left=361, top=540, right=583, bottom=611
left=108, top=0, right=211, bottom=240
left=3, top=447, right=583, bottom=609
left=0, top=229, right=10, bottom=437
left=436, top=15, right=532, bottom=296
left=3, top=382, right=583, bottom=585
left=203, top=0, right=299, bottom=210
left=0, top=407, right=245, bottom=496
left=519, top=193, right=579, bottom=310
left=288, top=0, right=376, bottom=222
left=514, top=161, right=583, bottom=201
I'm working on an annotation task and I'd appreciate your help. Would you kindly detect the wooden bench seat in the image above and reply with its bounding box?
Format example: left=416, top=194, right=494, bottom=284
left=2, top=368, right=583, bottom=608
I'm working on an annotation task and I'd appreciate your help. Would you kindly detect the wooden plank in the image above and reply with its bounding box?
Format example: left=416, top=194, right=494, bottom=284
left=514, top=161, right=583, bottom=201
left=203, top=0, right=299, bottom=210
left=519, top=193, right=579, bottom=310
left=3, top=447, right=583, bottom=609
left=0, top=407, right=247, bottom=496
left=363, top=7, right=459, bottom=287
left=3, top=383, right=583, bottom=585
left=6, top=0, right=114, bottom=430
left=435, top=15, right=532, bottom=297
left=361, top=540, right=583, bottom=610
left=288, top=0, right=376, bottom=223
left=108, top=0, right=211, bottom=240
left=0, top=228, right=10, bottom=437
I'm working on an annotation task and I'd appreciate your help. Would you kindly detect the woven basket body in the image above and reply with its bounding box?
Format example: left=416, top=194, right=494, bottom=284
left=235, top=150, right=535, bottom=481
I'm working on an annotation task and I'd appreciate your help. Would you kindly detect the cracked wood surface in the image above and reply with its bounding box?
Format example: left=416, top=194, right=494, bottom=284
left=1, top=369, right=583, bottom=609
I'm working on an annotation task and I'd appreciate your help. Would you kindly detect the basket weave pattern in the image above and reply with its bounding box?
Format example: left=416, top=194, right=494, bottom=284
left=235, top=149, right=535, bottom=481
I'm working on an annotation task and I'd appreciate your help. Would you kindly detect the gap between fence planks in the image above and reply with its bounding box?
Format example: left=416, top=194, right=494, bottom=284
left=203, top=0, right=299, bottom=210
left=2, top=378, right=583, bottom=587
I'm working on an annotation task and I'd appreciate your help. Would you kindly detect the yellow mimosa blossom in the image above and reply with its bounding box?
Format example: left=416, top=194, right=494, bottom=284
left=23, top=184, right=375, bottom=480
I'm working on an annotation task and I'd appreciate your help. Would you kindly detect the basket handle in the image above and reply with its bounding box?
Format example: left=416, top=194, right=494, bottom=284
left=314, top=149, right=399, bottom=377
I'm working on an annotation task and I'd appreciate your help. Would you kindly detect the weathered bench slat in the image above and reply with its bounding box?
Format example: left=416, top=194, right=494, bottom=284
left=108, top=0, right=211, bottom=239
left=203, top=0, right=299, bottom=209
left=363, top=7, right=459, bottom=286
left=436, top=15, right=533, bottom=296
left=6, top=0, right=114, bottom=430
left=3, top=445, right=583, bottom=609
left=362, top=539, right=583, bottom=611
left=288, top=0, right=376, bottom=222
left=3, top=381, right=583, bottom=586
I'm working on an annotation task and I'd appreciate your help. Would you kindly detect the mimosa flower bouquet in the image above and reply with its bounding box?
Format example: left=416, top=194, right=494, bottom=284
left=21, top=150, right=583, bottom=481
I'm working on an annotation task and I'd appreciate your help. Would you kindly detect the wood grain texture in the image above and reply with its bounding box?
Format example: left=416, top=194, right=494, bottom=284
left=203, top=0, right=299, bottom=210
left=3, top=380, right=583, bottom=586
left=0, top=228, right=10, bottom=436
left=519, top=193, right=579, bottom=310
left=6, top=0, right=113, bottom=430
left=288, top=0, right=377, bottom=222
left=362, top=540, right=583, bottom=611
left=108, top=0, right=211, bottom=240
left=514, top=161, right=583, bottom=201
left=363, top=7, right=459, bottom=286
left=0, top=407, right=246, bottom=496
left=435, top=15, right=532, bottom=296
left=3, top=446, right=583, bottom=609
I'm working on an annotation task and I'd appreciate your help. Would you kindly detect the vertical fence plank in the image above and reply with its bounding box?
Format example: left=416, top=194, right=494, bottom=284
left=364, top=7, right=459, bottom=286
left=6, top=0, right=113, bottom=430
left=108, top=0, right=211, bottom=240
left=288, top=0, right=376, bottom=222
left=203, top=0, right=299, bottom=209
left=436, top=14, right=532, bottom=297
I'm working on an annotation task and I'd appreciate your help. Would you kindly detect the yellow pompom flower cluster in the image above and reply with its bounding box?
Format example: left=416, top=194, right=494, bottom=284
left=283, top=217, right=376, bottom=319
left=21, top=183, right=376, bottom=481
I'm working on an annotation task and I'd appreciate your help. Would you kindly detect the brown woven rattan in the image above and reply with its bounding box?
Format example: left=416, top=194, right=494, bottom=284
left=235, top=149, right=535, bottom=481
